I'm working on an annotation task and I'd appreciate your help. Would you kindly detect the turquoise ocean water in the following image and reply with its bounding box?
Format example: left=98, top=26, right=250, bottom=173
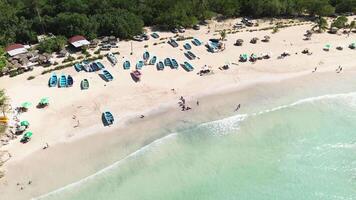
left=39, top=92, right=356, bottom=200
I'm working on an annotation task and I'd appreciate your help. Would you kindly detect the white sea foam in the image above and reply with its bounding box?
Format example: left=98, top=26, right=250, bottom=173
left=34, top=91, right=356, bottom=199
left=198, top=91, right=356, bottom=136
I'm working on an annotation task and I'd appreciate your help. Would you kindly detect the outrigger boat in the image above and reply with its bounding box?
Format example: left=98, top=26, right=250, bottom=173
left=102, top=70, right=114, bottom=81
left=168, top=39, right=179, bottom=47
left=192, top=38, right=202, bottom=46
left=131, top=70, right=142, bottom=82
left=58, top=74, right=67, bottom=88
left=164, top=58, right=172, bottom=67
left=171, top=59, right=179, bottom=69
left=143, top=51, right=150, bottom=61
left=156, top=61, right=164, bottom=70
left=81, top=79, right=89, bottom=90
left=67, top=75, right=73, bottom=87
left=136, top=61, right=144, bottom=70
left=107, top=52, right=118, bottom=65
left=102, top=111, right=114, bottom=126
left=123, top=60, right=130, bottom=70
left=149, top=56, right=157, bottom=65
left=48, top=73, right=57, bottom=87
left=183, top=61, right=194, bottom=72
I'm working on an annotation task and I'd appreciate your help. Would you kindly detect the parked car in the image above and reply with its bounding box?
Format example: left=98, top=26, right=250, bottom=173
left=178, top=26, right=186, bottom=33
left=133, top=35, right=144, bottom=41
left=193, top=24, right=200, bottom=30
left=234, top=23, right=244, bottom=29
left=171, top=28, right=179, bottom=33
left=142, top=34, right=150, bottom=40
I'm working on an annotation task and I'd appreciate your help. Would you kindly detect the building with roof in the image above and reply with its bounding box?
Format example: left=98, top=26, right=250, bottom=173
left=5, top=44, right=28, bottom=57
left=68, top=35, right=90, bottom=48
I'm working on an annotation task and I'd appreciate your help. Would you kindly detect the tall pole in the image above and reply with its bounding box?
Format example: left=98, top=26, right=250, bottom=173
left=130, top=42, right=133, bottom=55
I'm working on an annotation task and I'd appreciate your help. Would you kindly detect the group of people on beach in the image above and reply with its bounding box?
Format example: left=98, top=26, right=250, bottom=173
left=179, top=96, right=191, bottom=111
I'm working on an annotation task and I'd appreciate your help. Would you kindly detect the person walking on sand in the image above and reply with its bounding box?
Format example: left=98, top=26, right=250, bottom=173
left=196, top=101, right=199, bottom=106
left=312, top=67, right=317, bottom=73
left=235, top=104, right=241, bottom=112
left=337, top=67, right=343, bottom=73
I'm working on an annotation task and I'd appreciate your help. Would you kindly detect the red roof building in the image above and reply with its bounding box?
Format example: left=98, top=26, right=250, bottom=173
left=68, top=35, right=90, bottom=48
left=5, top=44, right=28, bottom=57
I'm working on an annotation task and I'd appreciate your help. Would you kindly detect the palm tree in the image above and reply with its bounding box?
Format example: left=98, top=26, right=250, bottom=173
left=349, top=21, right=355, bottom=36
left=0, top=89, right=10, bottom=117
left=313, top=17, right=328, bottom=33
left=220, top=30, right=227, bottom=41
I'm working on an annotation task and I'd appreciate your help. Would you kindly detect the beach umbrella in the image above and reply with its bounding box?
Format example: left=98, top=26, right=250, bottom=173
left=20, top=120, right=29, bottom=127
left=21, top=102, right=32, bottom=108
left=325, top=44, right=331, bottom=49
left=24, top=131, right=33, bottom=138
left=40, top=97, right=49, bottom=105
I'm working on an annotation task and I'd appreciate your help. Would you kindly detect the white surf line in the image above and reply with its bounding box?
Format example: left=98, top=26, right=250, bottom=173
left=34, top=91, right=356, bottom=199
left=33, top=132, right=178, bottom=199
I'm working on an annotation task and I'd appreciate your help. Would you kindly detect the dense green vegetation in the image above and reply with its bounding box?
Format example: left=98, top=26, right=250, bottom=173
left=37, top=36, right=67, bottom=53
left=0, top=0, right=355, bottom=46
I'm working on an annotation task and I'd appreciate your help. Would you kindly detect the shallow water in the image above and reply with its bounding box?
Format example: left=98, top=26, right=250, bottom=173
left=40, top=92, right=356, bottom=200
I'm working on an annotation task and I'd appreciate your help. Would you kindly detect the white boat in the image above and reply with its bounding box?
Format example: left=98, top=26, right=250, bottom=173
left=107, top=52, right=118, bottom=65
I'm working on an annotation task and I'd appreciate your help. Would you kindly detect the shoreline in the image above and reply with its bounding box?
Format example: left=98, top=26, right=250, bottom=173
left=0, top=16, right=355, bottom=199
left=1, top=68, right=356, bottom=199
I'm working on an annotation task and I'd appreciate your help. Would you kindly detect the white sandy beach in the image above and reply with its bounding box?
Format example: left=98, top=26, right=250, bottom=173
left=0, top=17, right=355, bottom=199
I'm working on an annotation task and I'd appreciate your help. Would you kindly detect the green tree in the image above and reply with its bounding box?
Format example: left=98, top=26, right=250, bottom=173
left=313, top=17, right=328, bottom=32
left=93, top=9, right=143, bottom=39
left=0, top=89, right=10, bottom=117
left=220, top=30, right=227, bottom=40
left=331, top=16, right=348, bottom=29
left=50, top=13, right=97, bottom=39
left=37, top=36, right=67, bottom=53
left=335, top=0, right=356, bottom=13
left=349, top=20, right=355, bottom=36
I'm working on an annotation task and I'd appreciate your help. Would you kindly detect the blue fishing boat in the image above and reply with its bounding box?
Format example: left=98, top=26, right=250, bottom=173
left=171, top=59, right=179, bottom=69
left=185, top=51, right=196, bottom=60
left=192, top=38, right=202, bottom=46
left=123, top=61, right=130, bottom=70
left=183, top=43, right=192, bottom=50
left=74, top=63, right=83, bottom=72
left=136, top=61, right=144, bottom=70
left=67, top=75, right=73, bottom=87
left=81, top=79, right=89, bottom=90
left=168, top=39, right=179, bottom=47
left=164, top=58, right=172, bottom=67
left=150, top=32, right=160, bottom=39
left=102, top=70, right=114, bottom=81
left=156, top=61, right=164, bottom=70
left=102, top=111, right=114, bottom=126
left=143, top=51, right=150, bottom=61
left=96, top=61, right=105, bottom=69
left=149, top=56, right=157, bottom=65
left=58, top=74, right=67, bottom=88
left=48, top=73, right=57, bottom=87
left=183, top=62, right=194, bottom=72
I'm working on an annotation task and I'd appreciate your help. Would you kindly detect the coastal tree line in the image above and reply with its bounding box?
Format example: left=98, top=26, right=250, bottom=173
left=0, top=0, right=355, bottom=46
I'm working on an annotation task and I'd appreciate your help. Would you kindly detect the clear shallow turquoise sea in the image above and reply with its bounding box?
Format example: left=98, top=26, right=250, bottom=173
left=40, top=92, right=356, bottom=200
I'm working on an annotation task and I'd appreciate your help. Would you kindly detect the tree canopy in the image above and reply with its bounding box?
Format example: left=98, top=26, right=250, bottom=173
left=0, top=0, right=354, bottom=46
